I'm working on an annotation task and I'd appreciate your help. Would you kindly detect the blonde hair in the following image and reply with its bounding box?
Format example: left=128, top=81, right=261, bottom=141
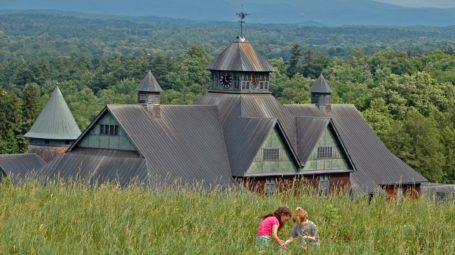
left=293, top=207, right=308, bottom=224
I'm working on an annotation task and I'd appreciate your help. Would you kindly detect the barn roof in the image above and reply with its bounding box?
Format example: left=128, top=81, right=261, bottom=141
left=285, top=104, right=428, bottom=193
left=24, top=87, right=81, bottom=140
left=63, top=104, right=235, bottom=188
left=0, top=154, right=45, bottom=182
left=296, top=117, right=330, bottom=163
left=137, top=70, right=162, bottom=93
left=33, top=90, right=427, bottom=192
left=207, top=37, right=274, bottom=72
left=38, top=150, right=148, bottom=186
left=196, top=93, right=301, bottom=176
left=310, top=74, right=332, bottom=94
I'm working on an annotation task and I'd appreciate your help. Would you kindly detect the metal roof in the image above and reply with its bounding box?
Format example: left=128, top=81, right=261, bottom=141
left=207, top=37, right=274, bottom=72
left=296, top=117, right=330, bottom=163
left=106, top=104, right=234, bottom=187
left=196, top=92, right=300, bottom=176
left=311, top=74, right=332, bottom=94
left=39, top=150, right=148, bottom=187
left=0, top=154, right=45, bottom=182
left=285, top=104, right=428, bottom=193
left=25, top=87, right=81, bottom=140
left=137, top=70, right=162, bottom=93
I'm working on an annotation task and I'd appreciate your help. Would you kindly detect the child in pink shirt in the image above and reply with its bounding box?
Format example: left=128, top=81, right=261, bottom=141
left=256, top=207, right=292, bottom=250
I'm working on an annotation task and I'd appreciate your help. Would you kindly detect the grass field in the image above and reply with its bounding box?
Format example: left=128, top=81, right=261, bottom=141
left=0, top=181, right=453, bottom=255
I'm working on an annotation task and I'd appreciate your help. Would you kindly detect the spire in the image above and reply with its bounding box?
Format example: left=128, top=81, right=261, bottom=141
left=207, top=38, right=274, bottom=72
left=137, top=70, right=162, bottom=93
left=311, top=74, right=332, bottom=94
left=25, top=87, right=81, bottom=140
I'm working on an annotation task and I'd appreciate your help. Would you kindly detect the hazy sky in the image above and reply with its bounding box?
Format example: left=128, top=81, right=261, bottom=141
left=376, top=0, right=455, bottom=8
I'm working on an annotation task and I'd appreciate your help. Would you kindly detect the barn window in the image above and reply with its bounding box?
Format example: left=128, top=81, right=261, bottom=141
left=263, top=148, right=280, bottom=161
left=100, top=124, right=106, bottom=135
left=317, top=146, right=333, bottom=158
left=100, top=124, right=119, bottom=136
left=264, top=178, right=276, bottom=196
left=318, top=175, right=329, bottom=196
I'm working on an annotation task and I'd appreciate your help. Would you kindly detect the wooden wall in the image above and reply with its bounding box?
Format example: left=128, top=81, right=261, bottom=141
left=239, top=172, right=350, bottom=196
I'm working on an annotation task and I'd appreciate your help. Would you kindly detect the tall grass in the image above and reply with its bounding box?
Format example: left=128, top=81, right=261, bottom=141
left=0, top=181, right=453, bottom=254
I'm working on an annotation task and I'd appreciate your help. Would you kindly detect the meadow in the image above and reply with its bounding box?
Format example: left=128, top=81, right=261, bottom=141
left=0, top=181, right=453, bottom=255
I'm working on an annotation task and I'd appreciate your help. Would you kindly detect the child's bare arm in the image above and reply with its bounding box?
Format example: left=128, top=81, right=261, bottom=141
left=272, top=225, right=287, bottom=249
left=284, top=237, right=294, bottom=245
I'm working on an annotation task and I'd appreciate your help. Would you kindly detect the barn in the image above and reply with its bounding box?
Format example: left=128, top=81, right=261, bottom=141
left=34, top=36, right=427, bottom=196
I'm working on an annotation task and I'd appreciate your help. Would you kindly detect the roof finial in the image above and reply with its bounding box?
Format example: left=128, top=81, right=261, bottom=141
left=236, top=8, right=249, bottom=38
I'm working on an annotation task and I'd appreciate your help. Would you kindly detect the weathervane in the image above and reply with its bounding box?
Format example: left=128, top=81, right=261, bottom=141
left=236, top=11, right=249, bottom=37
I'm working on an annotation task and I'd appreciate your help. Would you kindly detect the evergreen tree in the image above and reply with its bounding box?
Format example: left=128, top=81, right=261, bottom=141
left=287, top=44, right=302, bottom=78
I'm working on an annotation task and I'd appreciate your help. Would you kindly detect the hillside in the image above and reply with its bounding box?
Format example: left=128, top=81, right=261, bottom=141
left=1, top=0, right=455, bottom=25
left=0, top=12, right=455, bottom=61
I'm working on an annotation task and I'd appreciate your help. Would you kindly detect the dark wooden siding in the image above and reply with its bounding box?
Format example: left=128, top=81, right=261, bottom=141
left=239, top=172, right=350, bottom=196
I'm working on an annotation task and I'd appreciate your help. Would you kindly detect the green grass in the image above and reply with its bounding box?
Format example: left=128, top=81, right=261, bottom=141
left=0, top=181, right=454, bottom=255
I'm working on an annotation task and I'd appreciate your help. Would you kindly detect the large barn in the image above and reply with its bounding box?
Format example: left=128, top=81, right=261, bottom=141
left=33, top=36, right=427, bottom=197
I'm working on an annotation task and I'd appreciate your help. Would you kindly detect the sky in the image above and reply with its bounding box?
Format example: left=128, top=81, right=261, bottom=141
left=376, top=0, right=455, bottom=8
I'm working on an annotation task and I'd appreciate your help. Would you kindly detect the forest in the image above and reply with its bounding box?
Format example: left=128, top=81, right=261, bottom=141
left=0, top=12, right=454, bottom=184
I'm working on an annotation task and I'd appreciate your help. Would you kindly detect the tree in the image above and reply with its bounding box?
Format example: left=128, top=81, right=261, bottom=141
left=300, top=47, right=330, bottom=79
left=22, top=83, right=41, bottom=131
left=0, top=88, right=25, bottom=153
left=287, top=44, right=302, bottom=78
left=384, top=111, right=445, bottom=182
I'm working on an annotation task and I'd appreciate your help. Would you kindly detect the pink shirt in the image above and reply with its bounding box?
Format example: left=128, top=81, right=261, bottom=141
left=256, top=216, right=280, bottom=236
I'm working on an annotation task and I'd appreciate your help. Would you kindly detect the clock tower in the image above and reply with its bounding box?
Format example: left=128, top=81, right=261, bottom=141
left=207, top=36, right=274, bottom=93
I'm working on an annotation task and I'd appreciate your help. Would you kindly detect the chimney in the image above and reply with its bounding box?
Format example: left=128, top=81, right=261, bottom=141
left=148, top=104, right=161, bottom=118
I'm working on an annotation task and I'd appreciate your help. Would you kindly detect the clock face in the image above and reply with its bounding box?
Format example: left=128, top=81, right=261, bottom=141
left=219, top=73, right=232, bottom=88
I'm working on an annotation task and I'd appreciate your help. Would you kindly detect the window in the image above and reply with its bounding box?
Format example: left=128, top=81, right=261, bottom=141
left=44, top=140, right=50, bottom=145
left=317, top=146, right=333, bottom=158
left=100, top=124, right=119, bottom=136
left=263, top=148, right=279, bottom=161
left=318, top=175, right=329, bottom=196
left=264, top=178, right=276, bottom=196
left=100, top=124, right=106, bottom=135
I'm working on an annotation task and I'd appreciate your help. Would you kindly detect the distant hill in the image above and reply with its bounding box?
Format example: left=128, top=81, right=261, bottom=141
left=1, top=0, right=455, bottom=26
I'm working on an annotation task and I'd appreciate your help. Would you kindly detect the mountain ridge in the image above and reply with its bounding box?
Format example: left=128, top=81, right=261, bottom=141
left=0, top=0, right=455, bottom=26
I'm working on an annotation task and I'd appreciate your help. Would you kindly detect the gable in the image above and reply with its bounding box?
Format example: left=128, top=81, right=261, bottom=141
left=245, top=126, right=298, bottom=176
left=303, top=125, right=351, bottom=172
left=75, top=111, right=137, bottom=152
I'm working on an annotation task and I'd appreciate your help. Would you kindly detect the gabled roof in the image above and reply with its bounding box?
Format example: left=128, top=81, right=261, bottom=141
left=25, top=87, right=81, bottom=140
left=137, top=70, right=162, bottom=93
left=296, top=117, right=330, bottom=163
left=207, top=37, right=274, bottom=72
left=311, top=74, right=332, bottom=94
left=92, top=105, right=233, bottom=187
left=196, top=92, right=300, bottom=176
left=56, top=104, right=234, bottom=188
left=285, top=104, right=427, bottom=193
left=0, top=154, right=45, bottom=182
